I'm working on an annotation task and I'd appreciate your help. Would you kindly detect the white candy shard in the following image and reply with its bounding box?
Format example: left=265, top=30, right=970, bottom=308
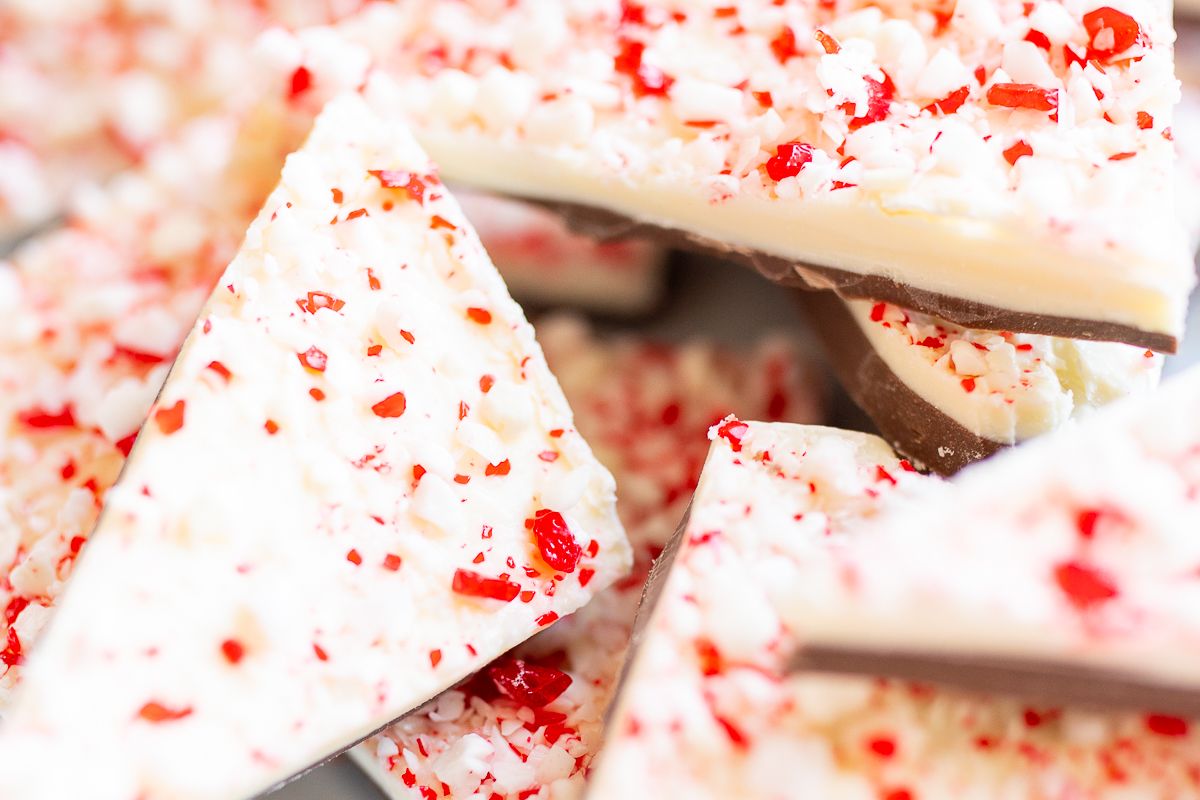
left=588, top=420, right=1200, bottom=799
left=0, top=93, right=629, bottom=800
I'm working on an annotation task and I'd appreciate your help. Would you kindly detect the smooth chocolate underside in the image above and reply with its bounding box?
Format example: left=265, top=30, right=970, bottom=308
left=526, top=197, right=1177, bottom=354
left=791, top=646, right=1200, bottom=718
left=798, top=289, right=1004, bottom=476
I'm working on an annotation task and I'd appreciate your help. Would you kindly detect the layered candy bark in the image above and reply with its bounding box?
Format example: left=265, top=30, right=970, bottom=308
left=352, top=316, right=824, bottom=799
left=0, top=0, right=365, bottom=240
left=779, top=364, right=1200, bottom=714
left=804, top=293, right=1161, bottom=473
left=353, top=0, right=1192, bottom=349
left=0, top=94, right=630, bottom=799
left=457, top=193, right=668, bottom=315
left=588, top=421, right=1200, bottom=799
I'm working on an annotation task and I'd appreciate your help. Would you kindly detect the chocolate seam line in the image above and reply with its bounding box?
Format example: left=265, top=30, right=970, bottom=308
left=797, top=289, right=1004, bottom=476
left=790, top=646, right=1200, bottom=718
left=523, top=197, right=1177, bottom=354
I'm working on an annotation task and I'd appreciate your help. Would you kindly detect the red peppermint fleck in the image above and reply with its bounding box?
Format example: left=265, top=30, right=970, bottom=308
left=847, top=75, right=894, bottom=130
left=1063, top=42, right=1088, bottom=69
left=221, top=639, right=245, bottom=665
left=430, top=214, right=456, bottom=231
left=987, top=83, right=1058, bottom=112
left=765, top=142, right=814, bottom=182
left=770, top=26, right=799, bottom=63
left=18, top=405, right=76, bottom=429
left=346, top=549, right=362, bottom=566
left=366, top=344, right=382, bottom=357
left=137, top=702, right=193, bottom=723
left=399, top=329, right=415, bottom=345
left=1144, top=714, right=1190, bottom=737
left=869, top=302, right=887, bottom=322
left=401, top=770, right=416, bottom=788
left=264, top=420, right=279, bottom=435
left=614, top=38, right=674, bottom=96
left=310, top=388, right=326, bottom=402
left=752, top=90, right=774, bottom=107
left=961, top=377, right=977, bottom=393
left=331, top=188, right=343, bottom=204
left=300, top=291, right=345, bottom=314
left=875, top=465, right=897, bottom=485
left=579, top=567, right=595, bottom=587
left=313, top=643, right=329, bottom=661
left=5, top=597, right=30, bottom=626
left=452, top=568, right=520, bottom=602
left=154, top=400, right=186, bottom=435
left=371, top=392, right=407, bottom=418
left=884, top=790, right=914, bottom=800
left=1, top=628, right=22, bottom=668
left=479, top=374, right=496, bottom=393
left=429, top=649, right=442, bottom=668
left=1003, top=140, right=1034, bottom=165
left=532, top=509, right=583, bottom=572
left=115, top=433, right=137, bottom=456
left=713, top=714, right=749, bottom=749
left=1137, top=111, right=1154, bottom=129
left=924, top=86, right=970, bottom=115
left=485, top=460, right=512, bottom=477
left=536, top=611, right=559, bottom=627
left=915, top=337, right=943, bottom=348
left=289, top=66, right=312, bottom=99
left=1054, top=561, right=1119, bottom=610
left=488, top=658, right=572, bottom=707
left=815, top=29, right=840, bottom=54
left=1083, top=7, right=1142, bottom=61
left=716, top=418, right=749, bottom=452
left=367, top=268, right=382, bottom=291
left=383, top=554, right=403, bottom=571
left=1076, top=508, right=1104, bottom=539
left=868, top=735, right=897, bottom=758
left=368, top=170, right=437, bottom=204
left=467, top=307, right=493, bottom=325
left=1024, top=29, right=1051, bottom=50
left=454, top=474, right=471, bottom=485
left=297, top=347, right=328, bottom=372
left=206, top=361, right=232, bottom=381
left=1109, top=151, right=1136, bottom=161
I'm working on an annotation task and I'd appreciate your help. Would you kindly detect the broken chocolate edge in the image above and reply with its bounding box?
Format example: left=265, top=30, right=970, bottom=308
left=522, top=197, right=1177, bottom=354
left=797, top=289, right=1005, bottom=476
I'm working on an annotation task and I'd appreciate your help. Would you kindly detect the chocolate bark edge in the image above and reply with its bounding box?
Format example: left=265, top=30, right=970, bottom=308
left=797, top=289, right=1004, bottom=476
left=790, top=646, right=1200, bottom=718
left=523, top=197, right=1176, bottom=354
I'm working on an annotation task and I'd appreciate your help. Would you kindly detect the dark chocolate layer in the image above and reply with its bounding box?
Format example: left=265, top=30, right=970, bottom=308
left=798, top=290, right=1004, bottom=475
left=527, top=197, right=1177, bottom=353
left=791, top=646, right=1200, bottom=718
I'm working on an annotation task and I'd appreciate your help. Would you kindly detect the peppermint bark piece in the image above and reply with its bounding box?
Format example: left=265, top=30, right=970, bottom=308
left=781, top=365, right=1200, bottom=715
left=803, top=293, right=1162, bottom=473
left=351, top=316, right=825, bottom=800
left=457, top=193, right=668, bottom=316
left=588, top=421, right=1200, bottom=799
left=356, top=0, right=1192, bottom=349
left=0, top=94, right=629, bottom=799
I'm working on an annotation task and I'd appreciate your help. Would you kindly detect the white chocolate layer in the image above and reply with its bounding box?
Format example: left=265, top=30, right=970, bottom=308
left=337, top=0, right=1193, bottom=344
left=352, top=315, right=824, bottom=799
left=0, top=94, right=629, bottom=799
left=780, top=364, right=1200, bottom=691
left=848, top=299, right=1162, bottom=444
left=589, top=420, right=1200, bottom=800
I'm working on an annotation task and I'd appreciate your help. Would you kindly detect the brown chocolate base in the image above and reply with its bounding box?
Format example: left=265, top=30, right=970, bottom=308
left=525, top=197, right=1177, bottom=353
left=798, top=289, right=1004, bottom=475
left=791, top=645, right=1200, bottom=717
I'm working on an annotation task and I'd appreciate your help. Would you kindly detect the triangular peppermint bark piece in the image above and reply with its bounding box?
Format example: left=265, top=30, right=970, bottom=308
left=587, top=421, right=1200, bottom=799
left=0, top=93, right=629, bottom=799
left=802, top=293, right=1162, bottom=473
left=781, top=365, right=1200, bottom=714
left=351, top=317, right=824, bottom=799
left=350, top=0, right=1193, bottom=349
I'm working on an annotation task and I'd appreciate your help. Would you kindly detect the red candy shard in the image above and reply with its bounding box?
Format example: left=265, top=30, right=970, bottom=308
left=815, top=29, right=840, bottom=54
left=368, top=169, right=437, bottom=204
left=221, top=639, right=245, bottom=665
left=1003, top=140, right=1034, bottom=165
left=1144, top=713, right=1190, bottom=737
left=614, top=38, right=674, bottom=96
left=383, top=554, right=403, bottom=571
left=301, top=291, right=345, bottom=314
left=17, top=405, right=76, bottom=429
left=485, top=459, right=512, bottom=477
left=466, top=307, right=493, bottom=325
left=1053, top=560, right=1119, bottom=610
left=716, top=418, right=749, bottom=452
left=137, top=702, right=193, bottom=723
left=770, top=26, right=799, bottom=63
left=923, top=86, right=970, bottom=115
left=765, top=142, right=814, bottom=182
left=1083, top=7, right=1142, bottom=61
left=289, top=66, right=312, bottom=99
left=487, top=658, right=573, bottom=708
left=532, top=509, right=583, bottom=572
left=371, top=392, right=407, bottom=418
left=847, top=75, right=895, bottom=130
left=987, top=83, right=1058, bottom=112
left=452, top=568, right=521, bottom=602
left=154, top=400, right=186, bottom=435
left=297, top=346, right=328, bottom=372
